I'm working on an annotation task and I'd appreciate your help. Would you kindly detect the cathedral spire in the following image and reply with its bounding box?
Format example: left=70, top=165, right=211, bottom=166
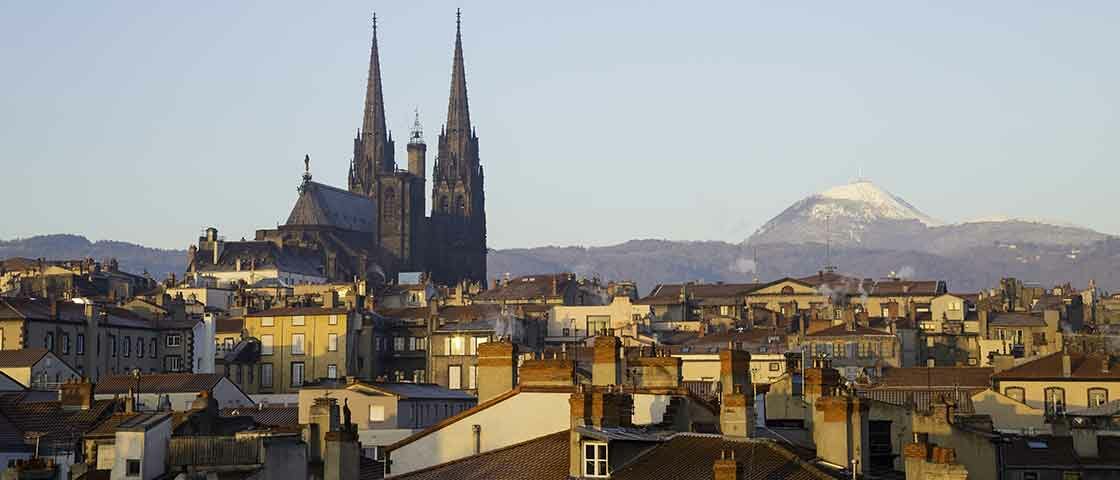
left=445, top=9, right=471, bottom=138
left=363, top=13, right=387, bottom=139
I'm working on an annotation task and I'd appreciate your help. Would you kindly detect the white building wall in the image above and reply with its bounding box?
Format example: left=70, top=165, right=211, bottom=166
left=193, top=314, right=216, bottom=373
left=388, top=391, right=571, bottom=476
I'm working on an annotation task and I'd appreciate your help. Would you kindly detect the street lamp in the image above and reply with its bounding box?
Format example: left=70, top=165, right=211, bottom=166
left=132, top=368, right=141, bottom=411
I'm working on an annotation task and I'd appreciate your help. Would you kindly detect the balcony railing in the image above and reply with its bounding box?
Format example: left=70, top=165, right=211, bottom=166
left=168, top=436, right=260, bottom=467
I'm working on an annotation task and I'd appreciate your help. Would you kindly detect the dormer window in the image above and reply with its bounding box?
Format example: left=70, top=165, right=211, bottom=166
left=583, top=441, right=608, bottom=478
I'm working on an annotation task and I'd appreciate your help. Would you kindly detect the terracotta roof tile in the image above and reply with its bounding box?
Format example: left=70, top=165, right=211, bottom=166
left=993, top=352, right=1120, bottom=380
left=220, top=406, right=299, bottom=427
left=95, top=373, right=226, bottom=394
left=871, top=367, right=992, bottom=389
left=611, top=434, right=834, bottom=480
left=0, top=348, right=50, bottom=368
left=475, top=274, right=574, bottom=302
left=393, top=430, right=570, bottom=480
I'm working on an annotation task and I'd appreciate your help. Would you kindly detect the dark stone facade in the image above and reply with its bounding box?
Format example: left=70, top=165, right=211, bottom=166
left=347, top=14, right=487, bottom=286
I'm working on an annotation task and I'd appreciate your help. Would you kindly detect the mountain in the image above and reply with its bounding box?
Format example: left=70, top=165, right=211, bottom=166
left=0, top=235, right=185, bottom=280
left=748, top=180, right=1109, bottom=253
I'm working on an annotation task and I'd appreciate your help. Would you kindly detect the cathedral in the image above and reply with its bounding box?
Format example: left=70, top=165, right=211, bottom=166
left=251, top=11, right=488, bottom=288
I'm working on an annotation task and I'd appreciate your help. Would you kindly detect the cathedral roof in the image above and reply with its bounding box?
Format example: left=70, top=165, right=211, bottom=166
left=194, top=241, right=322, bottom=278
left=286, top=181, right=377, bottom=233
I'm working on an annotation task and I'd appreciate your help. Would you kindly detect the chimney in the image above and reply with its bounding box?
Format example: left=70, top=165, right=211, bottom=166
left=59, top=379, right=94, bottom=411
left=1062, top=352, right=1072, bottom=378
left=476, top=341, right=517, bottom=402
left=324, top=400, right=360, bottom=480
left=50, top=299, right=60, bottom=320
left=308, top=397, right=341, bottom=463
left=519, top=358, right=575, bottom=388
left=592, top=336, right=621, bottom=386
left=713, top=450, right=740, bottom=480
left=550, top=275, right=558, bottom=297
left=324, top=291, right=338, bottom=309
left=719, top=349, right=754, bottom=437
left=813, top=394, right=871, bottom=478
left=568, top=388, right=635, bottom=478
left=125, top=388, right=136, bottom=414
left=1102, top=355, right=1111, bottom=374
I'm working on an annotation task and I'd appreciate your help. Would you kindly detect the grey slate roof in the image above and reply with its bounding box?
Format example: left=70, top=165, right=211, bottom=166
left=286, top=181, right=376, bottom=233
left=194, top=241, right=323, bottom=277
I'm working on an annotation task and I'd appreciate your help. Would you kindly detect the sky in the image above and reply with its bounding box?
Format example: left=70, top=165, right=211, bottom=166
left=2, top=1, right=1118, bottom=250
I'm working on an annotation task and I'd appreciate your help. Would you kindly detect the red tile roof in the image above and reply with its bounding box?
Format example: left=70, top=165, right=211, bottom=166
left=216, top=317, right=244, bottom=334
left=95, top=373, right=226, bottom=394
left=474, top=274, right=575, bottom=302
left=392, top=430, right=570, bottom=480
left=0, top=348, right=50, bottom=368
left=993, top=352, right=1120, bottom=381
left=871, top=367, right=993, bottom=389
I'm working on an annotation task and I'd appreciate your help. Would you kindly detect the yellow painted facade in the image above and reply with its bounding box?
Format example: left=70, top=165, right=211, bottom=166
left=244, top=308, right=357, bottom=394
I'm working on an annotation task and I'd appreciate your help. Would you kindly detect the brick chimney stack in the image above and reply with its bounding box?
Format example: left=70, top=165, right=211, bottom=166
left=59, top=379, right=94, bottom=411
left=719, top=349, right=754, bottom=438
left=592, top=336, right=621, bottom=386
left=568, top=388, right=635, bottom=478
left=713, top=449, right=741, bottom=480
left=1062, top=351, right=1072, bottom=378
left=477, top=340, right=517, bottom=402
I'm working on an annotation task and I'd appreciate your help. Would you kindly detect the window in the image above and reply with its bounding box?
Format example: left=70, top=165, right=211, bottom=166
left=328, top=334, right=339, bottom=352
left=165, top=355, right=183, bottom=372
left=1022, top=473, right=1039, bottom=480
left=780, top=286, right=795, bottom=295
left=292, top=334, right=305, bottom=355
left=126, top=459, right=141, bottom=477
left=468, top=365, right=477, bottom=390
left=137, top=338, right=144, bottom=358
left=583, top=441, right=608, bottom=477
left=62, top=334, right=70, bottom=354
left=260, top=317, right=274, bottom=327
left=329, top=315, right=338, bottom=326
left=166, top=334, right=182, bottom=347
left=1044, top=387, right=1066, bottom=415
left=292, top=316, right=305, bottom=326
left=261, top=364, right=273, bottom=387
left=719, top=305, right=732, bottom=316
left=449, top=365, right=462, bottom=389
left=150, top=339, right=157, bottom=358
left=45, top=333, right=54, bottom=351
left=408, top=337, right=417, bottom=351
left=587, top=316, right=610, bottom=336
left=769, top=362, right=781, bottom=372
left=471, top=336, right=488, bottom=355
left=394, top=337, right=406, bottom=351
left=123, top=336, right=131, bottom=357
left=1089, top=388, right=1108, bottom=408
left=260, top=335, right=274, bottom=355
left=1005, top=387, right=1025, bottom=403
left=76, top=334, right=85, bottom=355
left=327, top=364, right=338, bottom=379
left=448, top=337, right=466, bottom=356
left=369, top=405, right=385, bottom=422
left=413, top=369, right=426, bottom=383
left=291, top=362, right=305, bottom=387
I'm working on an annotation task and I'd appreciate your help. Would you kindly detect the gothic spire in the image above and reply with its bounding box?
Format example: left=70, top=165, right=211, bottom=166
left=363, top=13, right=387, bottom=139
left=445, top=9, right=471, bottom=138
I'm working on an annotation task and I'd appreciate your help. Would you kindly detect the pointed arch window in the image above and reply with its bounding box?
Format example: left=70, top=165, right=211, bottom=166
left=456, top=195, right=466, bottom=215
left=440, top=196, right=449, bottom=213
left=384, top=187, right=397, bottom=214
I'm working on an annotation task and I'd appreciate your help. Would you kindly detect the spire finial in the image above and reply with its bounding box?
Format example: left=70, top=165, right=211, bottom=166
left=410, top=108, right=424, bottom=145
left=456, top=8, right=461, bottom=34
left=299, top=154, right=313, bottom=194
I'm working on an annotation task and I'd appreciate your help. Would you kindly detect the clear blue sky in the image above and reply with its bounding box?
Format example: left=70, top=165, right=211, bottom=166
left=2, top=1, right=1118, bottom=250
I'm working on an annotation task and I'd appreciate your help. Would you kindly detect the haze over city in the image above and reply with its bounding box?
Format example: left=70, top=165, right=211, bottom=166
left=3, top=1, right=1119, bottom=249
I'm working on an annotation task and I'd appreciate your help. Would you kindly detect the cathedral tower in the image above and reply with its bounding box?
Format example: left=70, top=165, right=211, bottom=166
left=429, top=10, right=488, bottom=286
left=349, top=15, right=426, bottom=275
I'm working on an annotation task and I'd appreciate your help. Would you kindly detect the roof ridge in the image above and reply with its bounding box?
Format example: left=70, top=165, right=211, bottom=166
left=389, top=429, right=568, bottom=478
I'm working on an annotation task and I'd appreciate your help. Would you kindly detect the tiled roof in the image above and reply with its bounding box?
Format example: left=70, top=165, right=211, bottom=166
left=475, top=274, right=574, bottom=302
left=855, top=389, right=980, bottom=414
left=805, top=324, right=893, bottom=337
left=1001, top=435, right=1120, bottom=468
left=374, top=307, right=430, bottom=319
left=0, top=411, right=33, bottom=453
left=610, top=433, right=834, bottom=480
left=360, top=456, right=385, bottom=480
left=393, top=430, right=570, bottom=480
left=993, top=353, right=1120, bottom=380
left=220, top=406, right=299, bottom=427
left=194, top=241, right=324, bottom=277
left=0, top=348, right=49, bottom=368
left=988, top=312, right=1047, bottom=327
left=95, top=373, right=226, bottom=394
left=245, top=306, right=350, bottom=317
left=0, top=392, right=119, bottom=445
left=285, top=181, right=376, bottom=233
left=871, top=367, right=992, bottom=389
left=866, top=280, right=942, bottom=297
left=343, top=382, right=476, bottom=400
left=638, top=283, right=761, bottom=305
